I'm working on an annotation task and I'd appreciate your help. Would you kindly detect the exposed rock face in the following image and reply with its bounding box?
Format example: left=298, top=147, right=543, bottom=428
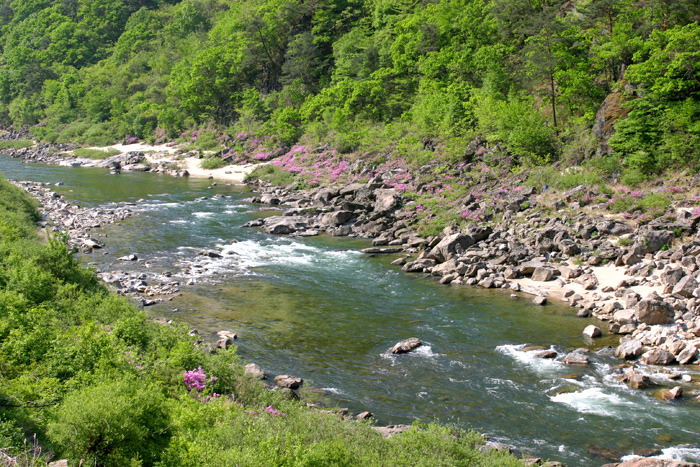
left=389, top=337, right=422, bottom=354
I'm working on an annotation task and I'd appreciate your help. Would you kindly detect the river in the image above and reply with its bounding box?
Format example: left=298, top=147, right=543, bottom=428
left=2, top=154, right=699, bottom=466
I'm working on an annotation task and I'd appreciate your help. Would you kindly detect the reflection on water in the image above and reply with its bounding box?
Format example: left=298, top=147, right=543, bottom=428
left=2, top=155, right=700, bottom=467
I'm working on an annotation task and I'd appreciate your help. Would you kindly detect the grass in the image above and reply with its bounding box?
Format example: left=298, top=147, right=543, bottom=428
left=73, top=147, right=122, bottom=159
left=245, top=164, right=295, bottom=186
left=200, top=156, right=228, bottom=170
left=0, top=139, right=34, bottom=150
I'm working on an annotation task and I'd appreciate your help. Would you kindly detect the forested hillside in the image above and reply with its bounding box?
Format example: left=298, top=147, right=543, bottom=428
left=1, top=0, right=700, bottom=179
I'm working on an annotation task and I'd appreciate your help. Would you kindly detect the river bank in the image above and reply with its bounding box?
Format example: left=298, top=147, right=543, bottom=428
left=1, top=142, right=700, bottom=464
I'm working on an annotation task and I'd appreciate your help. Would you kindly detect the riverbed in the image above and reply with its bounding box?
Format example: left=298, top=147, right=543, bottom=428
left=2, top=154, right=699, bottom=466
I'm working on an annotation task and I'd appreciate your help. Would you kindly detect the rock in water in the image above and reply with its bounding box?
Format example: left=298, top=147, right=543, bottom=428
left=562, top=352, right=589, bottom=365
left=389, top=337, right=422, bottom=354
left=583, top=325, right=602, bottom=338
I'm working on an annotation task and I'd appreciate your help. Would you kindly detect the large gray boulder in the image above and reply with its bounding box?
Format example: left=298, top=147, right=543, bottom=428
left=428, top=233, right=475, bottom=262
left=635, top=299, right=674, bottom=325
left=643, top=230, right=674, bottom=253
left=373, top=189, right=400, bottom=213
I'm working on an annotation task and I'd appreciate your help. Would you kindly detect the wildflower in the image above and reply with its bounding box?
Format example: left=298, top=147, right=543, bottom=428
left=266, top=405, right=286, bottom=416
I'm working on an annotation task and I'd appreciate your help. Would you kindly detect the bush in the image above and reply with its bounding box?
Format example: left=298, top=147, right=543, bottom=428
left=0, top=139, right=33, bottom=150
left=245, top=164, right=294, bottom=186
left=200, top=156, right=227, bottom=170
left=73, top=148, right=122, bottom=159
left=48, top=376, right=171, bottom=466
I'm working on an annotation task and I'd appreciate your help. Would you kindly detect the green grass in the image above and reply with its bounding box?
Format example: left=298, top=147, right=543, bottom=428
left=200, top=156, right=228, bottom=170
left=0, top=139, right=34, bottom=150
left=73, top=147, right=123, bottom=159
left=245, top=164, right=295, bottom=186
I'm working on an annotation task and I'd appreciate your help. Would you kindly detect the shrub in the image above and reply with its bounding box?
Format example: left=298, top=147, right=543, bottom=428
left=200, top=157, right=227, bottom=170
left=0, top=139, right=33, bottom=150
left=47, top=376, right=171, bottom=466
left=73, top=148, right=122, bottom=159
left=245, top=164, right=294, bottom=186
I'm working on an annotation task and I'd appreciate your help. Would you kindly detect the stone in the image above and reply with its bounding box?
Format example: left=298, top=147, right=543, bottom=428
left=216, top=330, right=237, bottom=349
left=562, top=352, right=589, bottom=365
left=533, top=296, right=547, bottom=306
left=535, top=350, right=557, bottom=359
left=635, top=299, right=675, bottom=325
left=356, top=411, right=373, bottom=420
left=244, top=363, right=266, bottom=380
left=672, top=276, right=698, bottom=298
left=640, top=349, right=676, bottom=366
left=389, top=337, right=422, bottom=354
left=199, top=250, right=223, bottom=258
left=624, top=367, right=652, bottom=389
left=274, top=375, right=303, bottom=389
left=531, top=267, right=555, bottom=282
left=659, top=386, right=683, bottom=400
left=428, top=233, right=475, bottom=262
left=676, top=346, right=699, bottom=365
left=583, top=325, right=602, bottom=338
left=613, top=309, right=636, bottom=325
left=643, top=230, right=674, bottom=253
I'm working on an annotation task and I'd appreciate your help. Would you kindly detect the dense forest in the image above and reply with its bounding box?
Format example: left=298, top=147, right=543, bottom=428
left=0, top=0, right=699, bottom=180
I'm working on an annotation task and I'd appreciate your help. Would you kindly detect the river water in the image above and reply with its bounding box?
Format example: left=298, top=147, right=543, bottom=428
left=2, top=155, right=699, bottom=466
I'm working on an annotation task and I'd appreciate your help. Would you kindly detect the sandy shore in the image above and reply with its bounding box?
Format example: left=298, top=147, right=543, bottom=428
left=91, top=143, right=266, bottom=183
left=510, top=260, right=664, bottom=305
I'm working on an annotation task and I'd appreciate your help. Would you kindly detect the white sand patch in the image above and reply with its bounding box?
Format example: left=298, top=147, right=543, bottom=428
left=510, top=260, right=664, bottom=304
left=87, top=142, right=268, bottom=183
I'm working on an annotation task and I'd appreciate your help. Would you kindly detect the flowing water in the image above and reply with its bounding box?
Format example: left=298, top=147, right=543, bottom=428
left=2, top=155, right=699, bottom=466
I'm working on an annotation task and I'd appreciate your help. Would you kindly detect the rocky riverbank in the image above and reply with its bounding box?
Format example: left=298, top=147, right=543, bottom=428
left=5, top=142, right=700, bottom=466
left=241, top=175, right=700, bottom=397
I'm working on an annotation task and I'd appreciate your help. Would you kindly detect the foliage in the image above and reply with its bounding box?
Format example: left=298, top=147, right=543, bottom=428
left=199, top=156, right=228, bottom=170
left=0, top=139, right=34, bottom=150
left=245, top=164, right=295, bottom=186
left=73, top=147, right=122, bottom=159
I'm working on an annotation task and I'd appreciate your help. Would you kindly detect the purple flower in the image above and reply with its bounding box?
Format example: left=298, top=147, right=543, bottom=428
left=266, top=405, right=286, bottom=416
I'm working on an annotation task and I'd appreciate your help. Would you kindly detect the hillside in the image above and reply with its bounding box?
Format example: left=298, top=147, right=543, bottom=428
left=0, top=0, right=698, bottom=184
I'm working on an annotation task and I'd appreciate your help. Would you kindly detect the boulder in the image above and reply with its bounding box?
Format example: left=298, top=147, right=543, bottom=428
left=676, top=346, right=699, bottom=365
left=635, top=299, right=674, bottom=325
left=428, top=233, right=475, bottom=262
left=244, top=363, right=266, bottom=380
left=531, top=267, right=555, bottom=282
left=616, top=339, right=643, bottom=360
left=389, top=337, right=422, bottom=354
left=532, top=296, right=547, bottom=306
left=672, top=276, right=698, bottom=298
left=643, top=230, right=674, bottom=253
left=583, top=325, right=602, bottom=339
left=373, top=189, right=400, bottom=213
left=274, top=375, right=303, bottom=389
left=640, top=349, right=676, bottom=366
left=623, top=367, right=652, bottom=389
left=661, top=268, right=686, bottom=287
left=562, top=352, right=589, bottom=365
left=659, top=386, right=683, bottom=400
